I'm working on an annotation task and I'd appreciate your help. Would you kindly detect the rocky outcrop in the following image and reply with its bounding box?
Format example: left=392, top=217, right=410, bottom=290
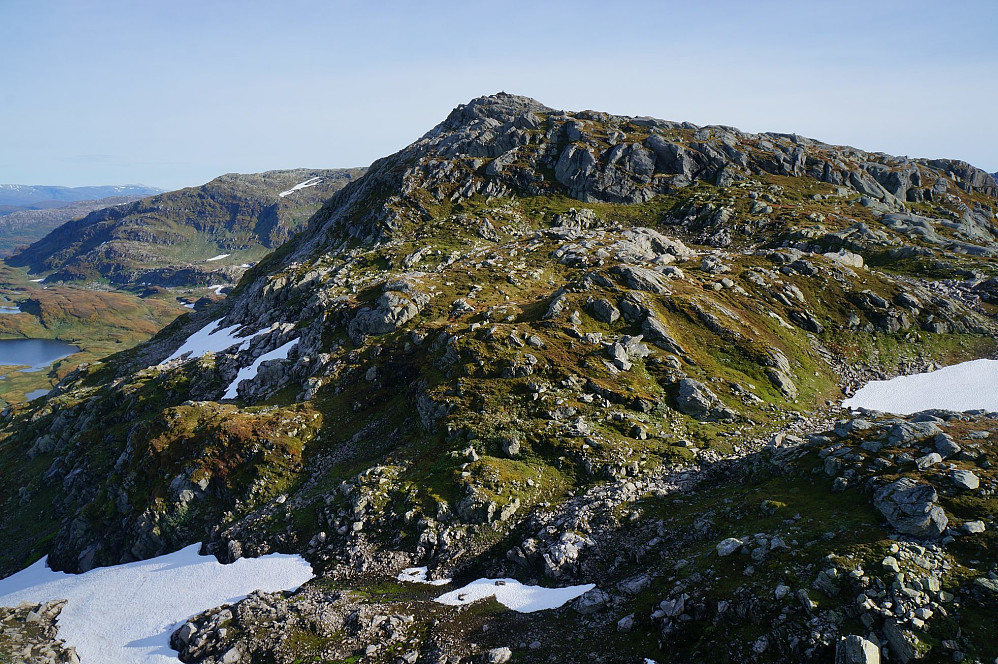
left=675, top=378, right=737, bottom=421
left=0, top=600, right=79, bottom=664
left=873, top=478, right=947, bottom=538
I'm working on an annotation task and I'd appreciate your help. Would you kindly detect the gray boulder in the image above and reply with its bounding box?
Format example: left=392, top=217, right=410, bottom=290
left=587, top=298, right=620, bottom=323
left=675, top=378, right=737, bottom=421
left=716, top=537, right=744, bottom=557
left=486, top=647, right=513, bottom=664
left=835, top=634, right=881, bottom=664
left=572, top=588, right=611, bottom=614
left=886, top=422, right=943, bottom=446
left=914, top=452, right=941, bottom=471
left=641, top=316, right=686, bottom=355
left=348, top=288, right=428, bottom=341
left=883, top=618, right=926, bottom=663
left=934, top=433, right=961, bottom=458
left=873, top=478, right=947, bottom=538
left=612, top=264, right=674, bottom=294
left=952, top=470, right=980, bottom=490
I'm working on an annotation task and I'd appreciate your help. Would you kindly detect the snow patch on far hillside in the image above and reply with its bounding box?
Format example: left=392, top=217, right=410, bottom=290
left=278, top=177, right=323, bottom=197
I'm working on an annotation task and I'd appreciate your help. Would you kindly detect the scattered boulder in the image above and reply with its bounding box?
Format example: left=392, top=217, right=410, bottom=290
left=716, top=537, right=744, bottom=557
left=883, top=618, right=928, bottom=663
left=887, top=422, right=943, bottom=446
left=572, top=588, right=611, bottom=614
left=587, top=298, right=620, bottom=323
left=675, top=378, right=737, bottom=421
left=934, top=433, right=961, bottom=458
left=951, top=470, right=980, bottom=490
left=914, top=452, right=941, bottom=471
left=486, top=647, right=513, bottom=664
left=612, top=264, right=674, bottom=294
left=873, top=478, right=947, bottom=538
left=835, top=634, right=881, bottom=664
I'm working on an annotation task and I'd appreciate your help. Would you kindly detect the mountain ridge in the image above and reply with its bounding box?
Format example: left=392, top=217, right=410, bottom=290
left=6, top=168, right=366, bottom=288
left=0, top=184, right=162, bottom=209
left=2, top=93, right=998, bottom=663
left=0, top=195, right=149, bottom=256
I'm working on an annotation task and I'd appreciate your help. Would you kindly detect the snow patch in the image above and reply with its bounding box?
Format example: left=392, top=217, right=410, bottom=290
left=29, top=278, right=45, bottom=283
left=434, top=578, right=594, bottom=613
left=208, top=285, right=226, bottom=295
left=843, top=358, right=998, bottom=414
left=162, top=318, right=266, bottom=364
left=0, top=544, right=313, bottom=664
left=396, top=566, right=451, bottom=586
left=205, top=254, right=230, bottom=262
left=278, top=176, right=323, bottom=198
left=222, top=339, right=298, bottom=399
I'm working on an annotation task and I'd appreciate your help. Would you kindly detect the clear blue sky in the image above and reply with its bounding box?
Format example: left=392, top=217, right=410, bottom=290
left=1, top=0, right=996, bottom=190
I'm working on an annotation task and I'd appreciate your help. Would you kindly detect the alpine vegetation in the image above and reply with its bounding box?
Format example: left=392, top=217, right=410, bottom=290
left=1, top=94, right=998, bottom=663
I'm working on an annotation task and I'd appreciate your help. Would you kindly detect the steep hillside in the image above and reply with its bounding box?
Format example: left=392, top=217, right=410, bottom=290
left=2, top=94, right=998, bottom=663
left=7, top=168, right=365, bottom=288
left=0, top=184, right=162, bottom=209
left=0, top=195, right=148, bottom=256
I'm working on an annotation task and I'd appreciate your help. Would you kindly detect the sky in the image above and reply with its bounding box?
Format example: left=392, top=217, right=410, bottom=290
left=1, top=0, right=996, bottom=190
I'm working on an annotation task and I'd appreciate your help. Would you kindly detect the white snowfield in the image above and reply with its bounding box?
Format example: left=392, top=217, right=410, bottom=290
left=843, top=358, right=998, bottom=415
left=396, top=566, right=451, bottom=586
left=0, top=544, right=314, bottom=664
left=222, top=339, right=298, bottom=399
left=205, top=253, right=230, bottom=262
left=433, top=577, right=594, bottom=613
left=278, top=176, right=323, bottom=198
left=162, top=318, right=266, bottom=364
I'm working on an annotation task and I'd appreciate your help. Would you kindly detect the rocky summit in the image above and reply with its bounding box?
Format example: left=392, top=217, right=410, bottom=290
left=2, top=93, right=998, bottom=663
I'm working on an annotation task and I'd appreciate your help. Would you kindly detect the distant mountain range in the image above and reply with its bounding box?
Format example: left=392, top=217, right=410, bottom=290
left=0, top=184, right=162, bottom=213
left=6, top=168, right=365, bottom=287
left=0, top=196, right=149, bottom=257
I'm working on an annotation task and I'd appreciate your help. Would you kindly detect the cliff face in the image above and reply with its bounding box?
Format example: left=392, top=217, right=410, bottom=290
left=2, top=94, right=998, bottom=663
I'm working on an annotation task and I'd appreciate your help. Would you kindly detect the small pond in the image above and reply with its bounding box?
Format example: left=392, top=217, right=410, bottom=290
left=0, top=338, right=81, bottom=373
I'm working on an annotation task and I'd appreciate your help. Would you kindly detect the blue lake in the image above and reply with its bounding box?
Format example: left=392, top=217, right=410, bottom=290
left=0, top=339, right=80, bottom=373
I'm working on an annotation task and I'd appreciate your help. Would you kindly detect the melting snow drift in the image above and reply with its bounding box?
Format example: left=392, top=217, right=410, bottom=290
left=162, top=318, right=266, bottom=364
left=222, top=339, right=298, bottom=399
left=0, top=544, right=313, bottom=664
left=434, top=577, right=594, bottom=613
left=396, top=566, right=451, bottom=586
left=278, top=176, right=323, bottom=198
left=843, top=358, right=998, bottom=415
left=205, top=253, right=230, bottom=262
